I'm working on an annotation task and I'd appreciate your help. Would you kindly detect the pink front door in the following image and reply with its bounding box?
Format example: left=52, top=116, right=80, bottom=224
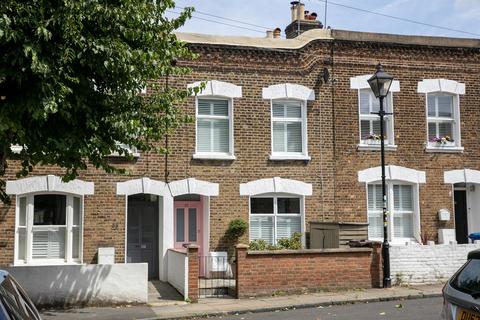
left=174, top=200, right=204, bottom=257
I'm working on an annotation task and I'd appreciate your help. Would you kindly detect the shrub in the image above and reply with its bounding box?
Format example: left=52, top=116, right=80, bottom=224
left=277, top=232, right=302, bottom=250
left=249, top=233, right=302, bottom=251
left=226, top=218, right=248, bottom=239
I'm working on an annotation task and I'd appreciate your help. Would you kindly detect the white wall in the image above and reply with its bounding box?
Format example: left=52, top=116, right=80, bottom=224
left=467, top=184, right=480, bottom=234
left=390, top=243, right=480, bottom=284
left=4, top=263, right=148, bottom=307
left=167, top=249, right=188, bottom=299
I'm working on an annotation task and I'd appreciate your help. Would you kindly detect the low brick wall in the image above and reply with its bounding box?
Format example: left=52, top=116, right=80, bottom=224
left=390, top=243, right=480, bottom=285
left=235, top=244, right=382, bottom=298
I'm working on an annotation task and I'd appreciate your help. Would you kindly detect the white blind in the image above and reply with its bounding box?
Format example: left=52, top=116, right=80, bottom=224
left=32, top=229, right=66, bottom=259
left=393, top=185, right=414, bottom=238
left=272, top=101, right=303, bottom=153
left=367, top=185, right=383, bottom=239
left=250, top=216, right=274, bottom=245
left=197, top=99, right=230, bottom=153
left=276, top=216, right=301, bottom=240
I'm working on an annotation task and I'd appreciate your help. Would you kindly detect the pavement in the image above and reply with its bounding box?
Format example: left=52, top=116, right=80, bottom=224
left=41, top=283, right=444, bottom=320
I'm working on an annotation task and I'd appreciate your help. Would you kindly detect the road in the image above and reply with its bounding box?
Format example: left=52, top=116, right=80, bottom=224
left=197, top=297, right=443, bottom=320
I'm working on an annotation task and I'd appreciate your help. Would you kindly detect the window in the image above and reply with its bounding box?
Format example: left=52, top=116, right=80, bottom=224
left=271, top=100, right=308, bottom=158
left=249, top=195, right=302, bottom=245
left=195, top=98, right=233, bottom=158
left=367, top=184, right=416, bottom=242
left=358, top=89, right=394, bottom=146
left=427, top=93, right=459, bottom=148
left=417, top=79, right=464, bottom=152
left=16, top=194, right=82, bottom=264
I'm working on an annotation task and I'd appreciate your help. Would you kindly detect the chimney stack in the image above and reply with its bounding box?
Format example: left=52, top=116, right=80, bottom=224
left=285, top=1, right=323, bottom=39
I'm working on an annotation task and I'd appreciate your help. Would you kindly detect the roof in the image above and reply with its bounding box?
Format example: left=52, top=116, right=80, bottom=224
left=176, top=28, right=480, bottom=50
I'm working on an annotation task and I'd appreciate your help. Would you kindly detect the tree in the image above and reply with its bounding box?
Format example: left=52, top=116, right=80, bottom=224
left=0, top=0, right=197, bottom=202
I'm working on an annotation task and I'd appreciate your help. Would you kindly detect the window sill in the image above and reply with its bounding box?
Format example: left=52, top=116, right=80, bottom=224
left=13, top=260, right=83, bottom=266
left=192, top=153, right=236, bottom=160
left=357, top=144, right=397, bottom=151
left=108, top=152, right=140, bottom=158
left=269, top=154, right=311, bottom=161
left=425, top=146, right=464, bottom=153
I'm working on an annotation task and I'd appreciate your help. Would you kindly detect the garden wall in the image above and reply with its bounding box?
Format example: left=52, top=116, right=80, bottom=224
left=235, top=243, right=382, bottom=298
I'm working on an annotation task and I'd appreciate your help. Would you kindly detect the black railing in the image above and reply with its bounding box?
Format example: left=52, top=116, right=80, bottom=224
left=198, top=255, right=235, bottom=298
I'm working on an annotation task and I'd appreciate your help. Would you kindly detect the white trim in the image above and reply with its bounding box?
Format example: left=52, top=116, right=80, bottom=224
left=10, top=145, right=23, bottom=154
left=269, top=154, right=311, bottom=161
left=192, top=153, right=236, bottom=160
left=444, top=169, right=480, bottom=184
left=350, top=75, right=400, bottom=92
left=425, top=146, right=464, bottom=153
left=358, top=165, right=426, bottom=184
left=6, top=175, right=94, bottom=195
left=357, top=144, right=398, bottom=151
left=116, top=177, right=219, bottom=197
left=188, top=80, right=242, bottom=98
left=117, top=177, right=169, bottom=196
left=269, top=99, right=309, bottom=159
left=195, top=96, right=235, bottom=158
left=14, top=193, right=84, bottom=266
left=417, top=79, right=465, bottom=95
left=240, top=177, right=312, bottom=196
left=262, top=83, right=315, bottom=101
left=169, top=178, right=219, bottom=197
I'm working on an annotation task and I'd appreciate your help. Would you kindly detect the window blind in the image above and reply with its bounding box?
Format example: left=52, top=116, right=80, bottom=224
left=276, top=216, right=301, bottom=240
left=32, top=229, right=66, bottom=259
left=250, top=216, right=274, bottom=245
left=197, top=99, right=230, bottom=153
left=367, top=185, right=383, bottom=239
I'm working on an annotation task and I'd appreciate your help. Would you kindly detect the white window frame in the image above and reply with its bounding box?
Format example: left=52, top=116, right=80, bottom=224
left=193, top=96, right=235, bottom=160
left=248, top=193, right=304, bottom=245
left=269, top=99, right=310, bottom=160
left=14, top=192, right=84, bottom=266
left=425, top=92, right=462, bottom=152
left=366, top=181, right=420, bottom=244
left=357, top=89, right=395, bottom=149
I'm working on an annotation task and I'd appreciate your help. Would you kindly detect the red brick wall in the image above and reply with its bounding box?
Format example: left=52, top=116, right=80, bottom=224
left=235, top=245, right=381, bottom=298
left=187, top=245, right=199, bottom=303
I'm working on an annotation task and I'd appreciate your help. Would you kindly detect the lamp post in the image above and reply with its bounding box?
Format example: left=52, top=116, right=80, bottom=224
left=367, top=64, right=394, bottom=289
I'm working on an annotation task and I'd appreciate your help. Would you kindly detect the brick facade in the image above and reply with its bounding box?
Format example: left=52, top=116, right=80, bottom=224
left=1, top=29, right=479, bottom=272
left=235, top=244, right=381, bottom=298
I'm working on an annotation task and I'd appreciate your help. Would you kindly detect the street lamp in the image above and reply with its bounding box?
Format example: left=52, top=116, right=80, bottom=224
left=367, top=64, right=394, bottom=289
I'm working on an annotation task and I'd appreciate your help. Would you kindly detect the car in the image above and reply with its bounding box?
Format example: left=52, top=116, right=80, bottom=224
left=0, top=270, right=41, bottom=320
left=441, top=249, right=480, bottom=320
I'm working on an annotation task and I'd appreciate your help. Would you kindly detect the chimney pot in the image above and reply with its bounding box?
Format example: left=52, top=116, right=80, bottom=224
left=290, top=1, right=299, bottom=22
left=273, top=28, right=281, bottom=38
left=266, top=30, right=273, bottom=38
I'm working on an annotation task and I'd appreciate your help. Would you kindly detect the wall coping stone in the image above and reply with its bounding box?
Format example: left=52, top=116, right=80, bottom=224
left=247, top=248, right=372, bottom=255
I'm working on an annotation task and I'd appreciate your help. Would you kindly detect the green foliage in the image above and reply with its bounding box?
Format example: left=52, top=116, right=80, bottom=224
left=226, top=218, right=248, bottom=239
left=249, top=232, right=303, bottom=251
left=0, top=0, right=197, bottom=202
left=277, top=232, right=302, bottom=250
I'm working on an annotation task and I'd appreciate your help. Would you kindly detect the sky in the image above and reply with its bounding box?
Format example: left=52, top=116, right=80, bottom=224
left=166, top=0, right=480, bottom=39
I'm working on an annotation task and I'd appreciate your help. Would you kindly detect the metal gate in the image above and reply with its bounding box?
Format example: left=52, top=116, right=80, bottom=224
left=198, top=255, right=236, bottom=298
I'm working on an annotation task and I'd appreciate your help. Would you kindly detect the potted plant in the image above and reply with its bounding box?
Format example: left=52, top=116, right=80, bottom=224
left=363, top=133, right=382, bottom=145
left=430, top=135, right=454, bottom=145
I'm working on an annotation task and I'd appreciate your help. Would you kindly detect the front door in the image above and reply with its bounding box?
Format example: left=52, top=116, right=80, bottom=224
left=454, top=190, right=468, bottom=244
left=174, top=201, right=203, bottom=256
left=127, top=194, right=159, bottom=279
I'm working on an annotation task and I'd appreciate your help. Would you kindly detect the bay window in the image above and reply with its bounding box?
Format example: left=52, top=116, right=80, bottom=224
left=16, top=194, right=82, bottom=264
left=249, top=195, right=302, bottom=245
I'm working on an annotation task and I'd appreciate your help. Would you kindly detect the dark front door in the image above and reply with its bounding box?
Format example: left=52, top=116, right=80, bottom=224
left=454, top=190, right=468, bottom=244
left=127, top=194, right=159, bottom=279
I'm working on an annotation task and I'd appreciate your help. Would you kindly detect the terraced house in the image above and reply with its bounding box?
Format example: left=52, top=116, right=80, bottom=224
left=2, top=3, right=480, bottom=305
